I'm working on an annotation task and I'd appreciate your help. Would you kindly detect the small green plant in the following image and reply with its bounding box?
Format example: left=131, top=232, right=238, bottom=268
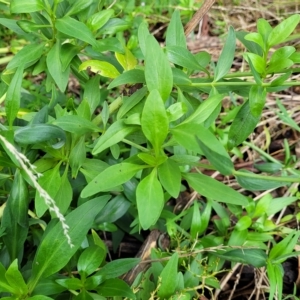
left=0, top=0, right=299, bottom=299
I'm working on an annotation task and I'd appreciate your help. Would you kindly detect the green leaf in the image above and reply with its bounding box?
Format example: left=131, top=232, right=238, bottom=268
left=79, top=60, right=120, bottom=78
left=95, top=258, right=140, bottom=279
left=0, top=18, right=26, bottom=35
left=158, top=159, right=181, bottom=198
left=257, top=18, right=272, bottom=45
left=55, top=278, right=82, bottom=290
left=52, top=115, right=100, bottom=135
left=196, top=125, right=234, bottom=175
left=249, top=85, right=266, bottom=117
left=115, top=48, right=137, bottom=71
left=35, top=165, right=61, bottom=218
left=166, top=102, right=187, bottom=122
left=5, top=65, right=24, bottom=128
left=83, top=75, right=101, bottom=114
left=228, top=100, right=260, bottom=149
left=6, top=43, right=45, bottom=70
left=245, top=53, right=265, bottom=74
left=11, top=0, right=44, bottom=13
left=108, top=69, right=145, bottom=89
left=5, top=259, right=28, bottom=297
left=55, top=16, right=97, bottom=47
left=69, top=136, right=86, bottom=178
left=235, top=169, right=293, bottom=191
left=141, top=90, right=169, bottom=154
left=245, top=32, right=265, bottom=50
left=74, top=290, right=94, bottom=300
left=214, top=26, right=236, bottom=81
left=65, top=0, right=93, bottom=16
left=166, top=46, right=208, bottom=74
left=138, top=22, right=150, bottom=57
left=215, top=249, right=267, bottom=268
left=145, top=35, right=173, bottom=101
left=2, top=170, right=28, bottom=261
left=81, top=163, right=146, bottom=198
left=136, top=168, right=164, bottom=229
left=267, top=14, right=300, bottom=47
left=157, top=253, right=178, bottom=298
left=183, top=173, right=248, bottom=206
left=166, top=10, right=186, bottom=48
left=97, top=278, right=135, bottom=299
left=0, top=263, right=15, bottom=294
left=28, top=296, right=54, bottom=300
left=28, top=197, right=109, bottom=290
left=87, top=9, right=114, bottom=31
left=46, top=42, right=70, bottom=92
left=60, top=43, right=79, bottom=72
left=77, top=245, right=106, bottom=276
left=190, top=201, right=201, bottom=239
left=267, top=197, right=298, bottom=216
left=181, top=93, right=224, bottom=125
left=14, top=124, right=66, bottom=149
left=98, top=18, right=129, bottom=35
left=235, top=215, right=252, bottom=231
left=92, top=120, right=138, bottom=155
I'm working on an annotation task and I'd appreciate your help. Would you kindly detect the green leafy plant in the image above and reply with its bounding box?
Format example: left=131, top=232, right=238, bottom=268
left=0, top=0, right=299, bottom=299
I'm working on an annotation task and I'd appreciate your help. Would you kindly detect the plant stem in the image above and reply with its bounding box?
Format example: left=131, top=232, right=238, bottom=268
left=122, top=139, right=149, bottom=152
left=233, top=170, right=300, bottom=183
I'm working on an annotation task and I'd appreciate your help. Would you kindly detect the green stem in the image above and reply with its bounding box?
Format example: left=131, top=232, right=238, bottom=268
left=122, top=139, right=149, bottom=152
left=233, top=170, right=300, bottom=183
left=242, top=141, right=282, bottom=165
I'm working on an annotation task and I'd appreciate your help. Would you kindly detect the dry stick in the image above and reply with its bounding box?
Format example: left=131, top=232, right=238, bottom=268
left=184, top=0, right=216, bottom=37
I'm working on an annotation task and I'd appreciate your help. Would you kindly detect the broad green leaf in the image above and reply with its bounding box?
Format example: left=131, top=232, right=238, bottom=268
left=257, top=18, right=272, bottom=45
left=60, top=43, right=79, bottom=71
left=5, top=259, right=28, bottom=296
left=28, top=197, right=109, bottom=290
left=0, top=18, right=26, bottom=35
left=46, top=42, right=70, bottom=92
left=95, top=194, right=130, bottom=224
left=115, top=48, right=137, bottom=71
left=166, top=46, right=208, bottom=74
left=137, top=168, right=164, bottom=229
left=2, top=170, right=28, bottom=262
left=55, top=278, right=82, bottom=290
left=80, top=159, right=109, bottom=183
left=228, top=100, right=260, bottom=149
left=97, top=278, right=135, bottom=299
left=171, top=123, right=202, bottom=153
left=69, top=136, right=86, bottom=178
left=108, top=69, right=145, bottom=89
left=54, top=168, right=72, bottom=215
left=87, top=9, right=114, bottom=31
left=166, top=10, right=186, bottom=48
left=95, top=258, right=140, bottom=279
left=81, top=163, right=146, bottom=198
left=236, top=31, right=263, bottom=56
left=83, top=75, right=101, bottom=114
left=55, top=16, right=97, bottom=47
left=98, top=18, right=129, bottom=35
left=138, top=153, right=167, bottom=166
left=92, top=120, right=138, bottom=155
left=93, top=37, right=124, bottom=53
left=14, top=124, right=66, bottom=149
left=157, top=253, right=178, bottom=298
left=183, top=173, right=248, bottom=206
left=245, top=53, right=266, bottom=74
left=197, top=125, right=234, bottom=175
left=117, top=86, right=147, bottom=119
left=79, top=60, right=120, bottom=78
left=28, top=296, right=55, bottom=300
left=141, top=90, right=169, bottom=154
left=181, top=93, right=224, bottom=125
left=52, top=115, right=100, bottom=135
left=172, top=68, right=191, bottom=86
left=77, top=245, right=106, bottom=276
left=267, top=197, right=298, bottom=216
left=267, top=14, right=300, bottom=47
left=138, top=22, right=150, bottom=57
left=249, top=85, right=266, bottom=117
left=74, top=290, right=94, bottom=300
left=214, top=26, right=236, bottom=81
left=0, top=263, right=15, bottom=294
left=158, top=159, right=181, bottom=198
left=235, top=169, right=293, bottom=191
left=235, top=215, right=252, bottom=231
left=214, top=249, right=267, bottom=268
left=66, top=0, right=93, bottom=16
left=245, top=32, right=265, bottom=50
left=11, top=0, right=44, bottom=13
left=5, top=65, right=24, bottom=128
left=35, top=165, right=61, bottom=218
left=190, top=201, right=201, bottom=239
left=145, top=35, right=173, bottom=101
left=6, top=43, right=45, bottom=70
left=166, top=102, right=187, bottom=122
left=271, top=72, right=291, bottom=87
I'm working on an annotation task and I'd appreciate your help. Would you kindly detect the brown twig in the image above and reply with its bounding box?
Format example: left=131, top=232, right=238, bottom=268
left=184, top=0, right=216, bottom=37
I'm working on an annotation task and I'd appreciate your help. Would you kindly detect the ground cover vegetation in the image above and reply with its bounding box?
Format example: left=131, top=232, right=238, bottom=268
left=0, top=0, right=300, bottom=299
